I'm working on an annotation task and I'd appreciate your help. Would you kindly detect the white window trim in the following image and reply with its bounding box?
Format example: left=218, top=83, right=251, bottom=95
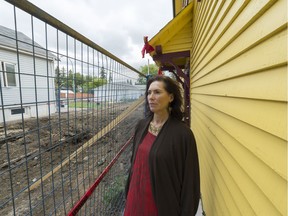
left=182, top=0, right=189, bottom=8
left=1, top=61, right=17, bottom=87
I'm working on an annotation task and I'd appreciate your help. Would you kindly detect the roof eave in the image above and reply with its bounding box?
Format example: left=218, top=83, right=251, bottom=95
left=148, top=2, right=194, bottom=70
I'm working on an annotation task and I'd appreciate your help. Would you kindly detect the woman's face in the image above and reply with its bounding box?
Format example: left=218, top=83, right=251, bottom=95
left=147, top=81, right=174, bottom=114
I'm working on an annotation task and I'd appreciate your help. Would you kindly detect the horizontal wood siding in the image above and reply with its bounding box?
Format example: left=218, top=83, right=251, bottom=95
left=0, top=48, right=56, bottom=122
left=0, top=49, right=55, bottom=106
left=164, top=21, right=193, bottom=53
left=190, top=0, right=287, bottom=215
left=174, top=0, right=183, bottom=16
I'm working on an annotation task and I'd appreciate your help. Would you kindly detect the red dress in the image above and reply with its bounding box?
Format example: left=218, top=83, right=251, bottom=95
left=124, top=132, right=158, bottom=216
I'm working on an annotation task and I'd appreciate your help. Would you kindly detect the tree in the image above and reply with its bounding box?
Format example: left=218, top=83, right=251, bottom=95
left=136, top=63, right=158, bottom=84
left=83, top=77, right=107, bottom=93
left=67, top=69, right=74, bottom=90
left=74, top=72, right=83, bottom=92
left=55, top=66, right=66, bottom=89
left=54, top=67, right=108, bottom=93
left=109, top=72, right=113, bottom=83
left=100, top=66, right=106, bottom=79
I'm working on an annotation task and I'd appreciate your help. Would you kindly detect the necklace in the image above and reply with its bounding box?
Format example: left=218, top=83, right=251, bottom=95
left=149, top=122, right=163, bottom=135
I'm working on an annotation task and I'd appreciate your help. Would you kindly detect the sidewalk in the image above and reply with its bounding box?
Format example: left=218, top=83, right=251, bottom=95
left=196, top=199, right=205, bottom=216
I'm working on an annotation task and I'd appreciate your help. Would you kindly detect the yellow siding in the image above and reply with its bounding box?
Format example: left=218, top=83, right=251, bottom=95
left=163, top=21, right=193, bottom=53
left=174, top=0, right=194, bottom=16
left=190, top=0, right=287, bottom=215
left=149, top=2, right=193, bottom=55
left=174, top=0, right=183, bottom=16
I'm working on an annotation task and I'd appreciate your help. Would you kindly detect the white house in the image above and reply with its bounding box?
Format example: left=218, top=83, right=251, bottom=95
left=0, top=25, right=56, bottom=123
left=93, top=82, right=145, bottom=103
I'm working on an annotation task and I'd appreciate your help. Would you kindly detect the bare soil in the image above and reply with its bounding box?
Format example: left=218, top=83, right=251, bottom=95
left=0, top=102, right=143, bottom=215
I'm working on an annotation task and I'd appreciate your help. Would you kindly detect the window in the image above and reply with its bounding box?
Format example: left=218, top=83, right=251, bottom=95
left=11, top=108, right=25, bottom=115
left=182, top=0, right=189, bottom=7
left=1, top=62, right=17, bottom=87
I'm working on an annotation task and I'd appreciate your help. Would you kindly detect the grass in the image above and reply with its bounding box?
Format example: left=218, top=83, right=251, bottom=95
left=68, top=101, right=101, bottom=109
left=103, top=175, right=126, bottom=205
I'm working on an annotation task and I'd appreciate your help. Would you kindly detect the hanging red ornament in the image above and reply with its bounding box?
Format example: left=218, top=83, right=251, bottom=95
left=141, top=36, right=154, bottom=58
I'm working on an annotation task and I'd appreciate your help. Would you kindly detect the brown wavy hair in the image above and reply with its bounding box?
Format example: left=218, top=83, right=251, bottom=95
left=145, top=75, right=184, bottom=121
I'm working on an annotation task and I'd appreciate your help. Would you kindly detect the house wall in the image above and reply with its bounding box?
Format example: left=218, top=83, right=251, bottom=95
left=93, top=84, right=143, bottom=103
left=174, top=0, right=193, bottom=16
left=163, top=16, right=193, bottom=53
left=0, top=48, right=56, bottom=122
left=189, top=0, right=287, bottom=215
left=174, top=0, right=183, bottom=16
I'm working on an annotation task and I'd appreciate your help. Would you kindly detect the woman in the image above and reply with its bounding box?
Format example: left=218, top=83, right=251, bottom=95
left=124, top=76, right=200, bottom=216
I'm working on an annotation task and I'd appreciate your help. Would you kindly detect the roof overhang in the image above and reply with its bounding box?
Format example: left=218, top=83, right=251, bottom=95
left=149, top=2, right=194, bottom=71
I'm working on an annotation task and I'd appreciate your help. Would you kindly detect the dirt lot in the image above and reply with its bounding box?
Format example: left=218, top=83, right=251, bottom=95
left=0, top=102, right=144, bottom=215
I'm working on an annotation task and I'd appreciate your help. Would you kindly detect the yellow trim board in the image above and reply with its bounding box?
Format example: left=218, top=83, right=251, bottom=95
left=149, top=2, right=194, bottom=54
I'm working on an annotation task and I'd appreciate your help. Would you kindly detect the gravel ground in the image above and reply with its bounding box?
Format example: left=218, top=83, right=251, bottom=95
left=0, top=102, right=144, bottom=215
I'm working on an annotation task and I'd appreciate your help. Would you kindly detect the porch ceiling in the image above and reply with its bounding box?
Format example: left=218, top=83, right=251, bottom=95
left=149, top=2, right=194, bottom=70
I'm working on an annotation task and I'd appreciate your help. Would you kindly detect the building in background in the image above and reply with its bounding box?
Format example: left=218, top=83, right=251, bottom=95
left=0, top=25, right=56, bottom=123
left=93, top=82, right=145, bottom=103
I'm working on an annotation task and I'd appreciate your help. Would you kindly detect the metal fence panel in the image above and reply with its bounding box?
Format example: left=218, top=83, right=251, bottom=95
left=0, top=1, right=145, bottom=215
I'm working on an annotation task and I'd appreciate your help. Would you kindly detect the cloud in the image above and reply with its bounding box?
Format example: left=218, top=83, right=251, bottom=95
left=0, top=0, right=172, bottom=70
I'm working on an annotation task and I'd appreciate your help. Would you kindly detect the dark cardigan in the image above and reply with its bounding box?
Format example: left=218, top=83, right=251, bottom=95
left=126, top=116, right=200, bottom=216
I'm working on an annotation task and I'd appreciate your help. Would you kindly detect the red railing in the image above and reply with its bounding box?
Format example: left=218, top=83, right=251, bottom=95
left=67, top=136, right=133, bottom=216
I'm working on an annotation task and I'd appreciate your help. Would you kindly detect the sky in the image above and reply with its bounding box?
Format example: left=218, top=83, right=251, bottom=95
left=0, top=0, right=173, bottom=70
